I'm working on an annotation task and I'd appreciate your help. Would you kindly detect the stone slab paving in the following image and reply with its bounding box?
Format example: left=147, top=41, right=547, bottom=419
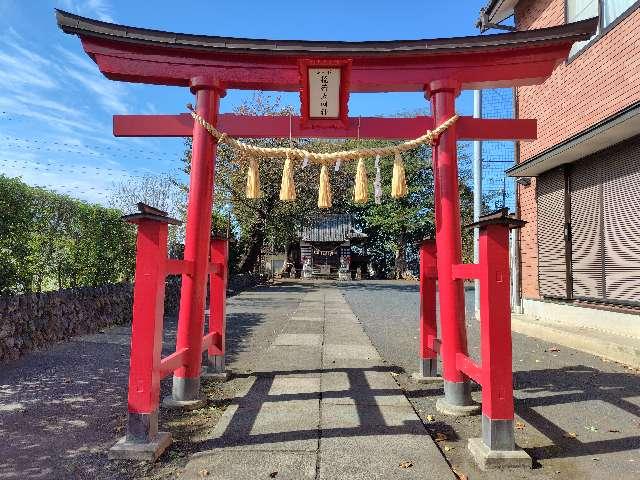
left=274, top=333, right=323, bottom=346
left=182, top=286, right=454, bottom=480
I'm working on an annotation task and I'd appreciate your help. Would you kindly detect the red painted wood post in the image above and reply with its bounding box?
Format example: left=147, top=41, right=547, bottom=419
left=204, top=237, right=229, bottom=375
left=418, top=239, right=438, bottom=378
left=170, top=78, right=224, bottom=404
left=426, top=80, right=476, bottom=414
left=123, top=216, right=169, bottom=445
left=479, top=223, right=516, bottom=450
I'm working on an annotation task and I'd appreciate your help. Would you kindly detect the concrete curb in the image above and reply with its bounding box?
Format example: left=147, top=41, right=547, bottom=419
left=511, top=315, right=640, bottom=368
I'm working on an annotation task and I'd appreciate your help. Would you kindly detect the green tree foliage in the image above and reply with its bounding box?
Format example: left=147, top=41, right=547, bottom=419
left=180, top=94, right=476, bottom=277
left=0, top=175, right=136, bottom=294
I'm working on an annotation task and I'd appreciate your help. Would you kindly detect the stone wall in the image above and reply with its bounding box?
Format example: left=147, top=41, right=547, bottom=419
left=0, top=274, right=267, bottom=362
left=0, top=283, right=133, bottom=362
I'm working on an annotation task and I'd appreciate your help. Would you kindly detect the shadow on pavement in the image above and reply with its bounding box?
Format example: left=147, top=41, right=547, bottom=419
left=514, top=365, right=640, bottom=460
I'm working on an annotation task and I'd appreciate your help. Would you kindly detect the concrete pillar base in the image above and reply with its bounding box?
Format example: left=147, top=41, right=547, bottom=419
left=109, top=411, right=171, bottom=461
left=411, top=358, right=442, bottom=383
left=109, top=432, right=172, bottom=461
left=482, top=415, right=516, bottom=451
left=201, top=369, right=231, bottom=381
left=436, top=380, right=480, bottom=416
left=421, top=358, right=439, bottom=377
left=411, top=373, right=443, bottom=383
left=164, top=376, right=205, bottom=409
left=201, top=354, right=229, bottom=381
left=171, top=375, right=200, bottom=399
left=162, top=395, right=206, bottom=411
left=436, top=397, right=481, bottom=416
left=468, top=437, right=532, bottom=470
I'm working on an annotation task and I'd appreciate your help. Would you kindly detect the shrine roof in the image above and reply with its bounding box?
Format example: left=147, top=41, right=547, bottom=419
left=56, top=9, right=596, bottom=57
left=301, top=215, right=367, bottom=243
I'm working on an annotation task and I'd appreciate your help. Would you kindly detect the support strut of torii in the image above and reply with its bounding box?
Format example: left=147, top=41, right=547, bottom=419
left=56, top=9, right=597, bottom=468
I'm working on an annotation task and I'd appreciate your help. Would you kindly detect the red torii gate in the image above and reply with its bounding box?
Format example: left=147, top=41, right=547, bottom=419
left=56, top=10, right=596, bottom=466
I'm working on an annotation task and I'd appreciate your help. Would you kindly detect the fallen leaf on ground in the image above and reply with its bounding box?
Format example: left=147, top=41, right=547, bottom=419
left=515, top=422, right=526, bottom=430
left=452, top=467, right=468, bottom=480
left=399, top=461, right=413, bottom=468
left=434, top=433, right=448, bottom=442
left=563, top=432, right=577, bottom=438
left=426, top=415, right=435, bottom=422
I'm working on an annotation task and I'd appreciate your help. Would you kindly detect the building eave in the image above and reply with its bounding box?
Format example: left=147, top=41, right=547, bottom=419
left=507, top=100, right=640, bottom=177
left=479, top=0, right=520, bottom=26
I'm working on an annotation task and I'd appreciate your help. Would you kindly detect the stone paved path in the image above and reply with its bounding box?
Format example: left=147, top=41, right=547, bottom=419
left=182, top=287, right=453, bottom=480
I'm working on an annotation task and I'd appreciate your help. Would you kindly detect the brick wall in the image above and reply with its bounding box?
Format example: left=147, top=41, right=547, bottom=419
left=517, top=178, right=540, bottom=297
left=514, top=0, right=640, bottom=299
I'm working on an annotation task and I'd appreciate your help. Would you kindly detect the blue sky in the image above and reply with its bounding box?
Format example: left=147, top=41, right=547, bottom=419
left=0, top=0, right=491, bottom=205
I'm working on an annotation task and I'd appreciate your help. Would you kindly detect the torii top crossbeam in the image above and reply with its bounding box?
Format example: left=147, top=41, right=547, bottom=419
left=57, top=10, right=596, bottom=92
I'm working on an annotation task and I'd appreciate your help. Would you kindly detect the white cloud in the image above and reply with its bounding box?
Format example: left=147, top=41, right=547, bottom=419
left=57, top=0, right=115, bottom=23
left=0, top=50, right=58, bottom=90
left=86, top=0, right=115, bottom=23
left=55, top=46, right=130, bottom=114
left=0, top=4, right=185, bottom=207
left=63, top=67, right=130, bottom=114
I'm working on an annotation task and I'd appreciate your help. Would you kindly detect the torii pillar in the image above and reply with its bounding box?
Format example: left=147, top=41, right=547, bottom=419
left=164, top=78, right=226, bottom=407
left=426, top=80, right=479, bottom=415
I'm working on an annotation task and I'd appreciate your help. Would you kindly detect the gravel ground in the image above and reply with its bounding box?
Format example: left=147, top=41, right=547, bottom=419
left=0, top=281, right=310, bottom=480
left=341, top=280, right=640, bottom=480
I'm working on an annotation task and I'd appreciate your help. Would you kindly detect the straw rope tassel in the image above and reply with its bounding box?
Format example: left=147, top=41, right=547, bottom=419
left=318, top=164, right=332, bottom=209
left=354, top=157, right=369, bottom=204
left=279, top=153, right=296, bottom=201
left=391, top=150, right=408, bottom=198
left=246, top=157, right=262, bottom=199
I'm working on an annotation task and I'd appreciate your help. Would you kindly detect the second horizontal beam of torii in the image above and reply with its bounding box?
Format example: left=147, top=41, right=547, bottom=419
left=113, top=114, right=536, bottom=141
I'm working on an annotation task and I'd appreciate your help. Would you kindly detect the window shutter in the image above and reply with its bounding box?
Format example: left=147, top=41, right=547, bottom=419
left=570, top=157, right=604, bottom=300
left=602, top=137, right=640, bottom=303
left=537, top=167, right=567, bottom=298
